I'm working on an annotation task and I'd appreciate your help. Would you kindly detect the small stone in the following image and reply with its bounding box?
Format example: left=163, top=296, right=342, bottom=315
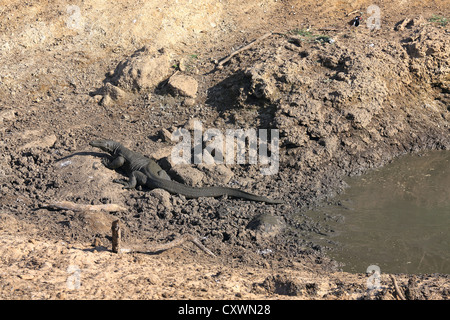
left=183, top=117, right=202, bottom=131
left=149, top=188, right=172, bottom=210
left=179, top=58, right=187, bottom=72
left=92, top=238, right=102, bottom=247
left=114, top=46, right=171, bottom=92
left=19, top=134, right=57, bottom=150
left=159, top=128, right=173, bottom=142
left=150, top=146, right=173, bottom=160
left=199, top=164, right=234, bottom=184
left=170, top=165, right=205, bottom=187
left=101, top=94, right=113, bottom=107
left=183, top=97, right=196, bottom=107
left=168, top=74, right=198, bottom=98
left=247, top=213, right=285, bottom=238
left=0, top=109, right=16, bottom=122
left=103, top=83, right=127, bottom=101
left=93, top=95, right=103, bottom=103
left=40, top=262, right=53, bottom=271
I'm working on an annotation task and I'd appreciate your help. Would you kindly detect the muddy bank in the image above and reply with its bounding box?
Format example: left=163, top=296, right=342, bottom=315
left=2, top=18, right=449, bottom=269
left=0, top=0, right=449, bottom=299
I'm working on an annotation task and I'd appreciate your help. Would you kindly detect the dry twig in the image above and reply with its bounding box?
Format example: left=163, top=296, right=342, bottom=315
left=110, top=220, right=215, bottom=257
left=46, top=201, right=127, bottom=212
left=347, top=10, right=361, bottom=16
left=138, top=234, right=216, bottom=257
left=216, top=32, right=273, bottom=69
left=390, top=275, right=406, bottom=300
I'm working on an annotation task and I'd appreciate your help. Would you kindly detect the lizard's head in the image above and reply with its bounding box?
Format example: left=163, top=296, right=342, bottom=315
left=89, top=139, right=118, bottom=154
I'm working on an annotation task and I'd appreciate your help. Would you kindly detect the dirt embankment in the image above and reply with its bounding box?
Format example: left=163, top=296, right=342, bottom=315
left=0, top=0, right=449, bottom=299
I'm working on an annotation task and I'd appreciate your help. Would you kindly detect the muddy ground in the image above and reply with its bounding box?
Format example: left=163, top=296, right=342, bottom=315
left=0, top=0, right=449, bottom=299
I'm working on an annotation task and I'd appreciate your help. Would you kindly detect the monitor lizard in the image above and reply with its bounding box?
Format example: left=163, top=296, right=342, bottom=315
left=89, top=139, right=283, bottom=204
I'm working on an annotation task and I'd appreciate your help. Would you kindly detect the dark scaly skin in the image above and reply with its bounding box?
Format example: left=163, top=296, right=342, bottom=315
left=89, top=139, right=283, bottom=204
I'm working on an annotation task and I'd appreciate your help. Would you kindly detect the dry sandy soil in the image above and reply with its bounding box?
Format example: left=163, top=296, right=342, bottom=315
left=0, top=0, right=449, bottom=300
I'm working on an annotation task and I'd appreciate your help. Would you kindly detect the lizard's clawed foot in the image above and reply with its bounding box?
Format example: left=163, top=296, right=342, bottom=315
left=113, top=179, right=136, bottom=189
left=101, top=158, right=111, bottom=167
left=112, top=178, right=128, bottom=186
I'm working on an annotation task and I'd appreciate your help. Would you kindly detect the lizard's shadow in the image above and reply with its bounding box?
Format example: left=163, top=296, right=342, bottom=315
left=55, top=151, right=108, bottom=163
left=55, top=151, right=128, bottom=178
left=57, top=150, right=162, bottom=191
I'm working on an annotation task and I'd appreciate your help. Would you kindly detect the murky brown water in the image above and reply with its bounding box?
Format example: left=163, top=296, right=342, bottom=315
left=307, top=151, right=450, bottom=274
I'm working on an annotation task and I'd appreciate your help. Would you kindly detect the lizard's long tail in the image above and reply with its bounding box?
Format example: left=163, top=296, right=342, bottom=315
left=145, top=168, right=283, bottom=204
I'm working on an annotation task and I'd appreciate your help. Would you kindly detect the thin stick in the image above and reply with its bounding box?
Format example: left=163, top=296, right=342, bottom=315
left=347, top=10, right=361, bottom=17
left=111, top=220, right=121, bottom=253
left=217, top=32, right=273, bottom=69
left=317, top=28, right=339, bottom=32
left=46, top=201, right=127, bottom=212
left=141, top=234, right=216, bottom=257
left=390, top=275, right=406, bottom=300
left=124, top=234, right=216, bottom=257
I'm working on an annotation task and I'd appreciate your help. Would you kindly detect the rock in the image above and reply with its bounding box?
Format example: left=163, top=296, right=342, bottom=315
left=92, top=238, right=102, bottom=247
left=149, top=146, right=173, bottom=160
left=246, top=213, right=285, bottom=238
left=113, top=47, right=170, bottom=92
left=183, top=97, right=196, bottom=107
left=100, top=83, right=128, bottom=106
left=146, top=273, right=161, bottom=285
left=213, top=165, right=234, bottom=184
left=321, top=136, right=339, bottom=157
left=40, top=262, right=53, bottom=271
left=97, top=46, right=171, bottom=103
left=183, top=117, right=202, bottom=131
left=19, top=134, right=57, bottom=150
left=149, top=189, right=172, bottom=210
left=178, top=57, right=188, bottom=72
left=199, top=164, right=234, bottom=184
left=170, top=165, right=205, bottom=187
left=102, top=83, right=127, bottom=101
left=159, top=128, right=173, bottom=142
left=335, top=71, right=349, bottom=82
left=92, top=95, right=103, bottom=103
left=100, top=94, right=113, bottom=107
left=0, top=109, right=16, bottom=123
left=168, top=74, right=198, bottom=98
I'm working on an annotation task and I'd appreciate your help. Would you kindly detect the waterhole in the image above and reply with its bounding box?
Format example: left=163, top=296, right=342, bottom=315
left=307, top=151, right=450, bottom=274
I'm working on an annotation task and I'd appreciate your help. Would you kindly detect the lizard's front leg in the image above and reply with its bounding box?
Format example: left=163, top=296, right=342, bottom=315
left=113, top=171, right=147, bottom=189
left=102, top=155, right=125, bottom=169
